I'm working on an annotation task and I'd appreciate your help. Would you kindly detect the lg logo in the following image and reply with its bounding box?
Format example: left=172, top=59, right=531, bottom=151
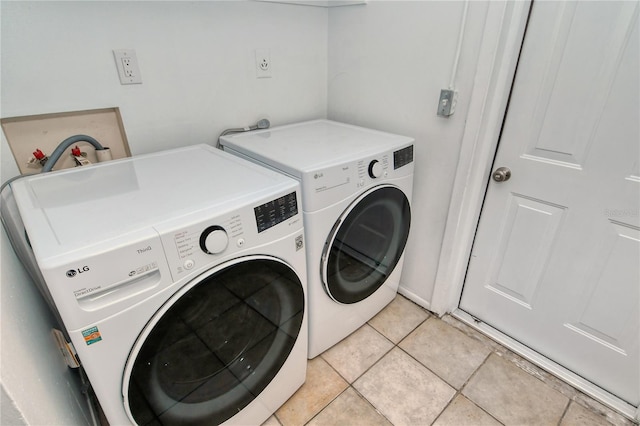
left=66, top=266, right=90, bottom=278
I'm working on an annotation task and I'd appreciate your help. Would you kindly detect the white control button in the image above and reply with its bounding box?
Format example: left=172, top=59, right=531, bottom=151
left=184, top=259, right=195, bottom=270
left=237, top=238, right=245, bottom=248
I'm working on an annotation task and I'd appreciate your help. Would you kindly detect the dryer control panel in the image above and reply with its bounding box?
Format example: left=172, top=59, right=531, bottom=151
left=300, top=143, right=414, bottom=212
left=357, top=155, right=391, bottom=184
left=393, top=145, right=414, bottom=169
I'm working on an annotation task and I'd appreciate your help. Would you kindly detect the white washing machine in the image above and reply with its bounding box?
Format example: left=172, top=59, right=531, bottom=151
left=0, top=145, right=307, bottom=425
left=221, top=120, right=414, bottom=358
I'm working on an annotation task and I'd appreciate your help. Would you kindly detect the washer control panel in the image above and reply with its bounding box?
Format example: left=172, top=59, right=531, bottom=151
left=157, top=188, right=302, bottom=281
left=162, top=212, right=245, bottom=278
left=254, top=191, right=298, bottom=233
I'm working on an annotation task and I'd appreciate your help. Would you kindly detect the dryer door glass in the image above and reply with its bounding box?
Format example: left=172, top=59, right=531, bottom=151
left=323, top=186, right=411, bottom=304
left=125, top=258, right=304, bottom=425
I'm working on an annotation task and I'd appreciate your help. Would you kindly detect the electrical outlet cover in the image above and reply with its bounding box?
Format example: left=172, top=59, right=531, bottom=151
left=113, top=49, right=142, bottom=85
left=255, top=49, right=272, bottom=79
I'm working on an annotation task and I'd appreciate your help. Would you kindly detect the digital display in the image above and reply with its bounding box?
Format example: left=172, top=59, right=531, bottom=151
left=254, top=191, right=298, bottom=233
left=394, top=145, right=414, bottom=169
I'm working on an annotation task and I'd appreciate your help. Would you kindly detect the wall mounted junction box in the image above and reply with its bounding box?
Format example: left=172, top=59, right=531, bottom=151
left=437, top=89, right=457, bottom=117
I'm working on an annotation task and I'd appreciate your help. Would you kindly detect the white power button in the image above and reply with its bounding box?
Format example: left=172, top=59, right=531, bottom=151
left=184, top=259, right=195, bottom=270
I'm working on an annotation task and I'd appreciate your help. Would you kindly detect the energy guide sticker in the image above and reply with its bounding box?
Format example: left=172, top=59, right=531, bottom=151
left=82, top=326, right=102, bottom=345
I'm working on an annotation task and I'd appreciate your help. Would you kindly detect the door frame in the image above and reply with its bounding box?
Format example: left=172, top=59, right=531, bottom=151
left=430, top=0, right=639, bottom=420
left=431, top=0, right=530, bottom=316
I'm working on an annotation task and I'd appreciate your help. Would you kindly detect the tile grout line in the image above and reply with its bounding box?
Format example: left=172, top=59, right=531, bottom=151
left=348, top=385, right=395, bottom=426
left=393, top=326, right=504, bottom=426
left=306, top=347, right=394, bottom=426
left=303, top=312, right=432, bottom=426
left=556, top=398, right=573, bottom=426
left=430, top=349, right=504, bottom=426
left=311, top=306, right=490, bottom=426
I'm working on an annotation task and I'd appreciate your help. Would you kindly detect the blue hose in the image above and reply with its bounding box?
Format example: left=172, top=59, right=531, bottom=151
left=41, top=134, right=105, bottom=173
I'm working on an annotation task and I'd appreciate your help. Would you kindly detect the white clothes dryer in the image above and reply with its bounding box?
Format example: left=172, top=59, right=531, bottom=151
left=221, top=120, right=414, bottom=358
left=1, top=145, right=307, bottom=425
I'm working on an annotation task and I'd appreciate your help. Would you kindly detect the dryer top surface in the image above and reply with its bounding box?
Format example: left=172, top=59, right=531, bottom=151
left=220, top=120, right=414, bottom=177
left=9, top=144, right=298, bottom=258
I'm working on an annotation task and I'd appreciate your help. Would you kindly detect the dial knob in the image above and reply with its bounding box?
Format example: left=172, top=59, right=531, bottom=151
left=368, top=160, right=383, bottom=179
left=199, top=226, right=229, bottom=255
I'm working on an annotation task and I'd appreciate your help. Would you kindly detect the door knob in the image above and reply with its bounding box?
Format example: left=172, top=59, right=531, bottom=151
left=492, top=167, right=511, bottom=182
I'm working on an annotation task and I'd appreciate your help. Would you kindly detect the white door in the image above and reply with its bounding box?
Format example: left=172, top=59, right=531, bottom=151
left=460, top=1, right=639, bottom=406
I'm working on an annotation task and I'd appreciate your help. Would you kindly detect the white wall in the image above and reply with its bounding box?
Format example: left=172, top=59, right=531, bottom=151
left=2, top=384, right=27, bottom=425
left=327, top=0, right=489, bottom=307
left=1, top=1, right=328, bottom=423
left=1, top=230, right=93, bottom=425
left=1, top=1, right=328, bottom=155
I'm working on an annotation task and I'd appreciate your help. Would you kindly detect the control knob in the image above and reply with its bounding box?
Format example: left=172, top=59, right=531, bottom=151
left=199, top=226, right=229, bottom=255
left=368, top=160, right=383, bottom=179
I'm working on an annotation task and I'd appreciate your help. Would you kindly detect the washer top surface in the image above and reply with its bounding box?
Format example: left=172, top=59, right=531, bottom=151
left=220, top=119, right=414, bottom=177
left=10, top=144, right=297, bottom=259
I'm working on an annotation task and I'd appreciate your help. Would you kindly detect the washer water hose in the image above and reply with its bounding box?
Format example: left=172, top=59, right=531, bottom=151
left=0, top=134, right=107, bottom=195
left=216, top=118, right=270, bottom=149
left=41, top=134, right=106, bottom=173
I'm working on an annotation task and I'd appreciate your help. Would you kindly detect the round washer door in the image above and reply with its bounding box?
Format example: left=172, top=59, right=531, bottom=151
left=123, top=257, right=304, bottom=426
left=322, top=185, right=411, bottom=304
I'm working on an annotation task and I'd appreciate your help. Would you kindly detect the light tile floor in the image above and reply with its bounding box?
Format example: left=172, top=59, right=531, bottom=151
left=266, top=295, right=636, bottom=426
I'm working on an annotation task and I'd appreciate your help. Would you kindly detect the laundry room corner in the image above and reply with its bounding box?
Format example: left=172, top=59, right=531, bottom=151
left=5, top=1, right=635, bottom=424
left=326, top=0, right=490, bottom=308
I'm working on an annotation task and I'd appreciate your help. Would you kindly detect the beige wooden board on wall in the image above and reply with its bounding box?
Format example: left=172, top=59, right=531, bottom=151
left=1, top=107, right=132, bottom=175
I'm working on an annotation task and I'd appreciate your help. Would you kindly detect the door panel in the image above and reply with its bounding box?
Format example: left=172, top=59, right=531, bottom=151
left=460, top=1, right=639, bottom=406
left=566, top=222, right=639, bottom=351
left=487, top=194, right=566, bottom=309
